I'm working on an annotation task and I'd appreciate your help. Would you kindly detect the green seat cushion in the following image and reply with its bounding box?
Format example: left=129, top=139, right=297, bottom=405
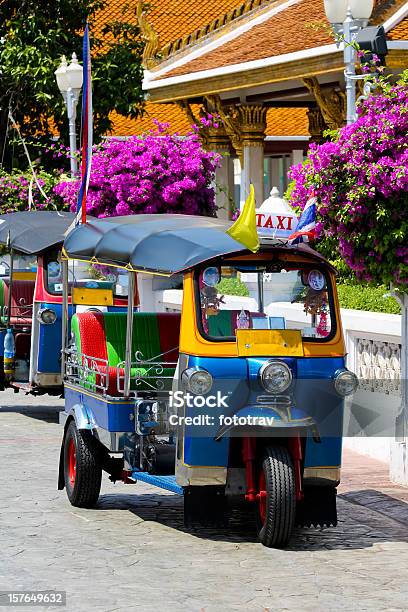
left=103, top=313, right=162, bottom=367
left=208, top=310, right=235, bottom=337
left=71, top=314, right=81, bottom=353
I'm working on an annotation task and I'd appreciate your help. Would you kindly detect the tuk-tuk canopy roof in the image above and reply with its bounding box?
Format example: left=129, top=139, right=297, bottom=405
left=63, top=214, right=332, bottom=276
left=0, top=211, right=76, bottom=255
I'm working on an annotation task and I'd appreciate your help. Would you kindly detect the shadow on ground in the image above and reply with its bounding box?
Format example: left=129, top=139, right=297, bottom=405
left=93, top=486, right=408, bottom=551
left=340, top=489, right=408, bottom=527
left=0, top=405, right=62, bottom=423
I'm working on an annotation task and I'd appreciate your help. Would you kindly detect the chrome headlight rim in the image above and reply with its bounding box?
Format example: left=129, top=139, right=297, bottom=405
left=259, top=360, right=293, bottom=395
left=181, top=367, right=213, bottom=396
left=334, top=368, right=359, bottom=396
left=37, top=308, right=57, bottom=325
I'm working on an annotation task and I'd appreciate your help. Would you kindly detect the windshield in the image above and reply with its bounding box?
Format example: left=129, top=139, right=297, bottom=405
left=0, top=253, right=37, bottom=277
left=13, top=254, right=37, bottom=271
left=46, top=252, right=129, bottom=298
left=197, top=263, right=335, bottom=342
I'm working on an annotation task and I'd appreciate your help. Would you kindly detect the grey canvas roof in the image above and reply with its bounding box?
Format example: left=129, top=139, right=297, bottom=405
left=0, top=211, right=76, bottom=255
left=63, top=214, right=332, bottom=275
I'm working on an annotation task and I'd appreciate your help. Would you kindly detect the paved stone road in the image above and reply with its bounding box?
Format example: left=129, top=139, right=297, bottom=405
left=1, top=390, right=408, bottom=612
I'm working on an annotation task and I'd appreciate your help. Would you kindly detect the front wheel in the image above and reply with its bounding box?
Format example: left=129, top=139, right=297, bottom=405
left=255, top=445, right=296, bottom=548
left=63, top=420, right=102, bottom=508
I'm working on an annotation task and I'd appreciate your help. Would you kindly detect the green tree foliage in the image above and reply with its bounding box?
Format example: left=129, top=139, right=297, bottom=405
left=0, top=0, right=144, bottom=167
left=216, top=277, right=250, bottom=297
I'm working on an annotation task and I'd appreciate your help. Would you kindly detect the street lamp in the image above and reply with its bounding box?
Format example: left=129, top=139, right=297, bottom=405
left=55, top=53, right=83, bottom=175
left=324, top=0, right=374, bottom=124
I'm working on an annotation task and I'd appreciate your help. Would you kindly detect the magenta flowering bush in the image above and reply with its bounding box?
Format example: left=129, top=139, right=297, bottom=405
left=54, top=126, right=221, bottom=218
left=0, top=169, right=64, bottom=214
left=288, top=84, right=408, bottom=288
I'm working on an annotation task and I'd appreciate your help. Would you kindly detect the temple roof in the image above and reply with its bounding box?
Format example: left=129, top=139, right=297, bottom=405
left=144, top=0, right=408, bottom=95
left=158, top=0, right=335, bottom=79
left=157, top=0, right=408, bottom=67
left=100, top=0, right=408, bottom=140
left=94, top=0, right=242, bottom=46
left=98, top=0, right=311, bottom=138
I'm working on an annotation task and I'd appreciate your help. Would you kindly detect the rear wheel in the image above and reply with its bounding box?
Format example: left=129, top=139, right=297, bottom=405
left=63, top=420, right=102, bottom=508
left=255, top=445, right=296, bottom=548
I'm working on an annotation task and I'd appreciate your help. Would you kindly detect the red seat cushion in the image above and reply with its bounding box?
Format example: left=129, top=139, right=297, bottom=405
left=15, top=332, right=31, bottom=359
left=74, top=312, right=108, bottom=361
left=157, top=313, right=181, bottom=363
left=8, top=317, right=32, bottom=326
left=3, top=280, right=35, bottom=323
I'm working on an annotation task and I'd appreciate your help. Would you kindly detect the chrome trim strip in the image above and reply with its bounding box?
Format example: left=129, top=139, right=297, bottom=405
left=303, top=466, right=341, bottom=485
left=176, top=461, right=227, bottom=486
left=34, top=372, right=62, bottom=386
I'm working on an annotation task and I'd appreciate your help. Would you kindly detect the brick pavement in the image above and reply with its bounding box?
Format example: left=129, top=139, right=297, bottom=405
left=1, top=391, right=408, bottom=612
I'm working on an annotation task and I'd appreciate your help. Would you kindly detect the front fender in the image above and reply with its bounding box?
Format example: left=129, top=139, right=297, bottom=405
left=59, top=403, right=96, bottom=431
left=58, top=403, right=97, bottom=491
left=214, top=404, right=315, bottom=441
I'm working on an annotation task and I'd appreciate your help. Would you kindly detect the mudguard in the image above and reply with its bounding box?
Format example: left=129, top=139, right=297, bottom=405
left=59, top=403, right=96, bottom=431
left=57, top=404, right=96, bottom=490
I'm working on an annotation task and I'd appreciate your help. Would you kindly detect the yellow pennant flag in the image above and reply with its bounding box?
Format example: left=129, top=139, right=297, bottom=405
left=227, top=183, right=260, bottom=253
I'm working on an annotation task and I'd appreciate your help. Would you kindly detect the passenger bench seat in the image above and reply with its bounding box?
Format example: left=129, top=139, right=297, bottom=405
left=71, top=312, right=181, bottom=396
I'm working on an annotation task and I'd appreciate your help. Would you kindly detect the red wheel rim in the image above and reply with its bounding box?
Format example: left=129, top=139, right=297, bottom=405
left=67, top=438, right=76, bottom=487
left=258, top=470, right=267, bottom=525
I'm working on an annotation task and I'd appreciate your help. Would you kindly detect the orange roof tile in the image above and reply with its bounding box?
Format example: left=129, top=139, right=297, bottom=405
left=267, top=107, right=309, bottom=137
left=110, top=102, right=195, bottom=136
left=93, top=0, right=242, bottom=47
left=158, top=0, right=335, bottom=79
left=388, top=15, right=408, bottom=40
left=154, top=0, right=406, bottom=80
left=146, top=0, right=243, bottom=46
left=110, top=103, right=309, bottom=137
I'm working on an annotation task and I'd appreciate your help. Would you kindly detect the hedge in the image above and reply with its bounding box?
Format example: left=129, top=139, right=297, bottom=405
left=217, top=278, right=400, bottom=314
left=336, top=284, right=400, bottom=314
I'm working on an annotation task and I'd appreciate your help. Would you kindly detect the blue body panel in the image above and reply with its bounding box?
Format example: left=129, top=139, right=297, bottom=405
left=0, top=329, right=5, bottom=357
left=184, top=355, right=345, bottom=470
left=37, top=303, right=127, bottom=374
left=63, top=353, right=345, bottom=477
left=37, top=303, right=66, bottom=374
left=64, top=385, right=135, bottom=432
left=232, top=404, right=311, bottom=423
left=183, top=356, right=248, bottom=468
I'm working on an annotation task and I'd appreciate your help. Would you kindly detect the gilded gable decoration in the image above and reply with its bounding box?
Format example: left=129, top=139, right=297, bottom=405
left=302, top=78, right=346, bottom=129
left=136, top=0, right=161, bottom=69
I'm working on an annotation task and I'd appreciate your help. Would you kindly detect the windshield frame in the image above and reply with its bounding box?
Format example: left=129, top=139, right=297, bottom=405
left=194, top=259, right=338, bottom=344
left=44, top=250, right=130, bottom=299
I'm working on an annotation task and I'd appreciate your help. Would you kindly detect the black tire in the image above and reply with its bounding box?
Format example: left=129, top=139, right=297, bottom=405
left=63, top=420, right=102, bottom=508
left=255, top=445, right=296, bottom=548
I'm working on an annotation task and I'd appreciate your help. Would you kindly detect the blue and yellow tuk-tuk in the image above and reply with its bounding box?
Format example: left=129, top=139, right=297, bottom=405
left=58, top=214, right=357, bottom=548
left=0, top=211, right=134, bottom=395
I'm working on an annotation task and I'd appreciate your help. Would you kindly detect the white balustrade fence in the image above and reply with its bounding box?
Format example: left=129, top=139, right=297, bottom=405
left=151, top=282, right=407, bottom=485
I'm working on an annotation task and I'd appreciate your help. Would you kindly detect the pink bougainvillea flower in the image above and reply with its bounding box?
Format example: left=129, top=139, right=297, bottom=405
left=288, top=84, right=408, bottom=288
left=54, top=125, right=221, bottom=219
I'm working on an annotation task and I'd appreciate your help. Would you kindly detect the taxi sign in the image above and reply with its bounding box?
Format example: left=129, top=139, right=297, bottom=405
left=256, top=187, right=298, bottom=239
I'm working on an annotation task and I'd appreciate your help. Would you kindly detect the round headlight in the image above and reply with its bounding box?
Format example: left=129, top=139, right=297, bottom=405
left=182, top=367, right=213, bottom=396
left=260, top=361, right=292, bottom=394
left=37, top=308, right=57, bottom=325
left=334, top=369, right=359, bottom=396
